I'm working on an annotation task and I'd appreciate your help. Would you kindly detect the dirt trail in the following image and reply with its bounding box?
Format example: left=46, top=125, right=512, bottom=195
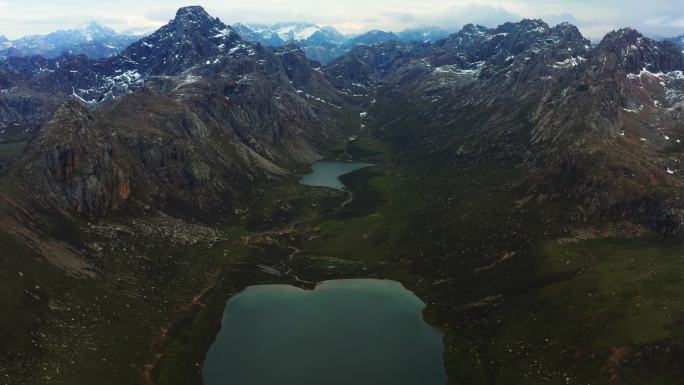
left=142, top=275, right=219, bottom=385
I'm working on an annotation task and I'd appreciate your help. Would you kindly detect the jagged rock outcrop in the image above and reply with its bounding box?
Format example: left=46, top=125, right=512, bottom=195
left=598, top=28, right=684, bottom=74
left=17, top=101, right=130, bottom=216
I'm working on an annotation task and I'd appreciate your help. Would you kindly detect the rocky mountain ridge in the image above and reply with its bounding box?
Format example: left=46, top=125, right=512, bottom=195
left=2, top=12, right=684, bottom=231
left=1, top=6, right=352, bottom=218
left=324, top=19, right=684, bottom=232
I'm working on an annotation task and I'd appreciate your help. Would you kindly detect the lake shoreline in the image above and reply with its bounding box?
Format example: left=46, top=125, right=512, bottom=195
left=202, top=279, right=447, bottom=385
left=147, top=154, right=389, bottom=385
left=299, top=160, right=374, bottom=190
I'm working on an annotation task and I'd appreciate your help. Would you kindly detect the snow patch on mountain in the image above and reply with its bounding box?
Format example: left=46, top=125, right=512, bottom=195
left=249, top=23, right=325, bottom=42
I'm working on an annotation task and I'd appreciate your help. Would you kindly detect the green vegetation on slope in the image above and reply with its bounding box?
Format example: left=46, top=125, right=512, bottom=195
left=296, top=136, right=684, bottom=385
left=4, top=133, right=684, bottom=385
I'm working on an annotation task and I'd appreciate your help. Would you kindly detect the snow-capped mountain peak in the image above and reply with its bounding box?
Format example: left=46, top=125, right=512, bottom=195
left=258, top=23, right=320, bottom=42
left=80, top=21, right=117, bottom=41
left=0, top=21, right=147, bottom=59
left=232, top=22, right=450, bottom=64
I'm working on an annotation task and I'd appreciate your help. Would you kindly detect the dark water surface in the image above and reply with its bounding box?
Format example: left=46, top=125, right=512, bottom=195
left=299, top=161, right=373, bottom=190
left=203, top=279, right=446, bottom=385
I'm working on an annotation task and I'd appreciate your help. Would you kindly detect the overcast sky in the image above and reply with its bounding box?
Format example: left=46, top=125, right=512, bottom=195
left=0, top=0, right=682, bottom=40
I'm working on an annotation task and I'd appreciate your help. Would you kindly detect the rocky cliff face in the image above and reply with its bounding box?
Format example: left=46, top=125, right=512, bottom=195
left=17, top=102, right=131, bottom=216
left=526, top=28, right=684, bottom=232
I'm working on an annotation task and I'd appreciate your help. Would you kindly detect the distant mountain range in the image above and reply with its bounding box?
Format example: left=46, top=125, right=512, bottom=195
left=665, top=34, right=684, bottom=51
left=0, top=22, right=146, bottom=59
left=233, top=22, right=450, bottom=63
left=0, top=21, right=450, bottom=64
left=2, top=20, right=681, bottom=65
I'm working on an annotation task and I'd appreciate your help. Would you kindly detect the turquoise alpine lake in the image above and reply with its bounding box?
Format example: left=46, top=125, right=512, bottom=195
left=202, top=279, right=447, bottom=385
left=299, top=161, right=373, bottom=190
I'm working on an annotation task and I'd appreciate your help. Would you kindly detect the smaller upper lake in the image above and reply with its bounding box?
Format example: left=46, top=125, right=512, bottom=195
left=299, top=161, right=373, bottom=190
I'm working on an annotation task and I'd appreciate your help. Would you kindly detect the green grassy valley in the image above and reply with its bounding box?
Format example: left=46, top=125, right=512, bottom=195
left=151, top=135, right=684, bottom=385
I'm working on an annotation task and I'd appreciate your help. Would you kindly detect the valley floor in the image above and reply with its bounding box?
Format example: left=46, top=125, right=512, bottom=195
left=3, top=135, right=684, bottom=385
